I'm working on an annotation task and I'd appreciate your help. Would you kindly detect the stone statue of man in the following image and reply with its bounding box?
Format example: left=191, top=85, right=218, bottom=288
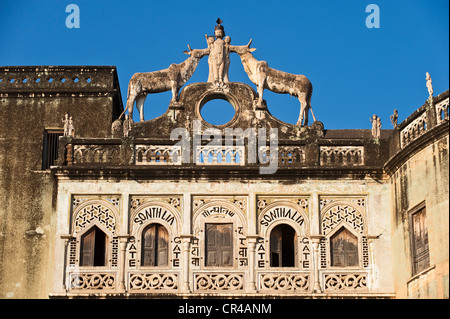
left=370, top=114, right=381, bottom=139
left=205, top=19, right=230, bottom=84
left=390, top=109, right=398, bottom=128
left=426, top=72, right=433, bottom=98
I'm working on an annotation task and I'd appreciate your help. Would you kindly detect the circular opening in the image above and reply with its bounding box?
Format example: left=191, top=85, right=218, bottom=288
left=200, top=98, right=236, bottom=126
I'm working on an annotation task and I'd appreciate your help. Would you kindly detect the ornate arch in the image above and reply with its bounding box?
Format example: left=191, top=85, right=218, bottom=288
left=130, top=201, right=181, bottom=236
left=193, top=200, right=247, bottom=229
left=320, top=201, right=367, bottom=236
left=72, top=199, right=119, bottom=236
left=258, top=200, right=309, bottom=238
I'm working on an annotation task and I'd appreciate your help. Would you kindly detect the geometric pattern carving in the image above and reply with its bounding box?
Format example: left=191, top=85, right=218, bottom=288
left=69, top=237, right=77, bottom=265
left=320, top=146, right=364, bottom=166
left=320, top=237, right=327, bottom=268
left=128, top=273, right=179, bottom=291
left=135, top=145, right=181, bottom=165
left=129, top=196, right=182, bottom=215
left=73, top=144, right=120, bottom=165
left=321, top=204, right=364, bottom=235
left=435, top=97, right=449, bottom=124
left=74, top=203, right=116, bottom=235
left=111, top=236, right=119, bottom=267
left=324, top=273, right=367, bottom=291
left=195, top=145, right=245, bottom=166
left=362, top=236, right=369, bottom=268
left=278, top=146, right=305, bottom=166
left=320, top=197, right=365, bottom=211
left=401, top=111, right=427, bottom=148
left=259, top=273, right=309, bottom=291
left=69, top=273, right=116, bottom=290
left=194, top=273, right=244, bottom=291
left=256, top=196, right=309, bottom=214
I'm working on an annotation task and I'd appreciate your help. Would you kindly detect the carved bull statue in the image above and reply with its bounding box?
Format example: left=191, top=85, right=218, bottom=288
left=231, top=40, right=315, bottom=126
left=120, top=45, right=209, bottom=122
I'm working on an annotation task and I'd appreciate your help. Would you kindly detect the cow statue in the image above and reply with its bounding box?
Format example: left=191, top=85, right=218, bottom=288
left=231, top=40, right=315, bottom=126
left=120, top=45, right=209, bottom=122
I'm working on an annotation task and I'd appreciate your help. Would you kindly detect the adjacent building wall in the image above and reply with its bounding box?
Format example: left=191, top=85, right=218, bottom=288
left=386, top=92, right=449, bottom=298
left=0, top=66, right=123, bottom=298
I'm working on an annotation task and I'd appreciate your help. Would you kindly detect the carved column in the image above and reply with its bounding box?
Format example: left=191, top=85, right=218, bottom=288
left=311, top=236, right=322, bottom=293
left=60, top=234, right=72, bottom=292
left=247, top=235, right=258, bottom=292
left=180, top=235, right=192, bottom=293
left=118, top=236, right=128, bottom=292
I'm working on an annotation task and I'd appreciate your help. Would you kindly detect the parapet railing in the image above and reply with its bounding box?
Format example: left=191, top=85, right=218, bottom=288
left=0, top=66, right=119, bottom=93
left=396, top=92, right=449, bottom=151
left=56, top=137, right=386, bottom=170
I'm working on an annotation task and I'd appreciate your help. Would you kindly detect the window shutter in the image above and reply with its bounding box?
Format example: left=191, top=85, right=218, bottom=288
left=330, top=227, right=358, bottom=267
left=205, top=223, right=233, bottom=267
left=412, top=208, right=430, bottom=274
left=157, top=225, right=169, bottom=266
left=143, top=224, right=156, bottom=266
left=80, top=227, right=96, bottom=266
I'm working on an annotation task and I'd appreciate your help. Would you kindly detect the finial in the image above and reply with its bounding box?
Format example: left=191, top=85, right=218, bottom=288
left=216, top=18, right=223, bottom=25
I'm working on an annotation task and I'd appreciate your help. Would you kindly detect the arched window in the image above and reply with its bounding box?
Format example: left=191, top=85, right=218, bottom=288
left=330, top=227, right=358, bottom=267
left=142, top=223, right=169, bottom=266
left=80, top=225, right=108, bottom=266
left=270, top=224, right=296, bottom=267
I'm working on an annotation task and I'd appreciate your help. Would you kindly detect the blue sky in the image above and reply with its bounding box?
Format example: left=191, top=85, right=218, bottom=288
left=1, top=0, right=448, bottom=129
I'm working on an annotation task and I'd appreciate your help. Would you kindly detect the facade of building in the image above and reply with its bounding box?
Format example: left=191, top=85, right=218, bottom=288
left=0, top=63, right=448, bottom=299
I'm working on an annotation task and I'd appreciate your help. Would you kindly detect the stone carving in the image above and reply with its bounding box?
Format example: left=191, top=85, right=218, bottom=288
left=63, top=113, right=75, bottom=137
left=259, top=273, right=310, bottom=291
left=426, top=72, right=433, bottom=98
left=73, top=144, right=121, bottom=165
left=120, top=46, right=209, bottom=122
left=128, top=273, right=178, bottom=291
left=321, top=203, right=365, bottom=236
left=195, top=145, right=244, bottom=165
left=231, top=40, right=315, bottom=126
left=320, top=146, right=364, bottom=166
left=324, top=273, right=367, bottom=291
left=205, top=18, right=231, bottom=84
left=69, top=273, right=115, bottom=290
left=400, top=111, right=427, bottom=148
left=435, top=97, right=449, bottom=124
left=73, top=202, right=117, bottom=235
left=194, top=273, right=244, bottom=291
left=370, top=114, right=381, bottom=139
left=123, top=114, right=132, bottom=137
left=135, top=145, right=182, bottom=165
left=390, top=109, right=398, bottom=128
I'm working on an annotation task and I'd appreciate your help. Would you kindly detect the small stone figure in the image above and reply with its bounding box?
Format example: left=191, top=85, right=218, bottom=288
left=370, top=114, right=381, bottom=139
left=63, top=113, right=70, bottom=136
left=68, top=116, right=75, bottom=137
left=390, top=109, right=398, bottom=128
left=426, top=72, right=433, bottom=98
left=63, top=113, right=75, bottom=137
left=123, top=114, right=133, bottom=137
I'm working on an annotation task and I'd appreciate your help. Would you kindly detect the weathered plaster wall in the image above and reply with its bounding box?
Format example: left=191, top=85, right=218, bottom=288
left=0, top=67, right=123, bottom=298
left=390, top=134, right=449, bottom=298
